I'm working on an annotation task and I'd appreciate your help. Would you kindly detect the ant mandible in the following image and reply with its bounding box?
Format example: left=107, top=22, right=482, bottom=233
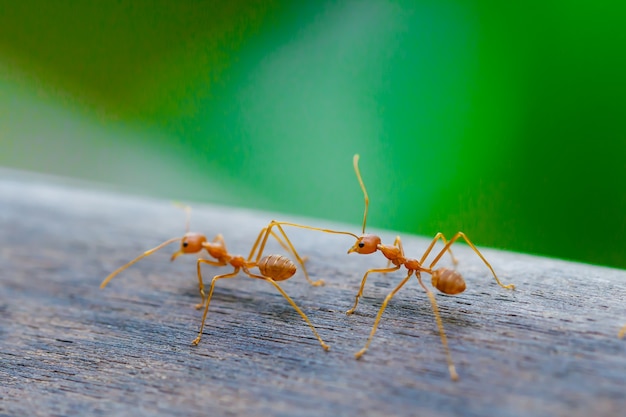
left=100, top=204, right=323, bottom=311
left=346, top=154, right=515, bottom=380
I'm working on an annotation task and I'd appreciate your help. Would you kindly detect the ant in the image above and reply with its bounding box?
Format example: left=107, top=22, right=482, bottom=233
left=619, top=324, right=626, bottom=339
left=258, top=154, right=515, bottom=380
left=100, top=204, right=323, bottom=309
left=100, top=205, right=330, bottom=351
left=346, top=154, right=515, bottom=380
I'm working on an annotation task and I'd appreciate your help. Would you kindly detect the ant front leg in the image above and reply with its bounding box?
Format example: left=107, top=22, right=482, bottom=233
left=191, top=269, right=240, bottom=346
left=419, top=232, right=458, bottom=268
left=354, top=272, right=412, bottom=358
left=195, top=258, right=228, bottom=310
left=427, top=232, right=514, bottom=290
left=346, top=265, right=402, bottom=315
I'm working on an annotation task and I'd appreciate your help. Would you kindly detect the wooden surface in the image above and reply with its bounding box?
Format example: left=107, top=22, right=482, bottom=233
left=1, top=172, right=626, bottom=417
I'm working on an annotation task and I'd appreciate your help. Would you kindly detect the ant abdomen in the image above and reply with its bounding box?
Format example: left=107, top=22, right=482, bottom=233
left=258, top=254, right=297, bottom=281
left=431, top=267, right=466, bottom=295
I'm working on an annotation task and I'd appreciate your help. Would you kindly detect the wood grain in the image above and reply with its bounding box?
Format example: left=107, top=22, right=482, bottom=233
left=1, top=171, right=625, bottom=417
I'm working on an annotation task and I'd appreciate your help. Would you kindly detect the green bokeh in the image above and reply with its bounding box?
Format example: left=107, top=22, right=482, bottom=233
left=1, top=1, right=624, bottom=268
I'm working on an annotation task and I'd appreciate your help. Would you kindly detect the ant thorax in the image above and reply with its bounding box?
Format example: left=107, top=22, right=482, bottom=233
left=379, top=244, right=405, bottom=265
left=204, top=242, right=229, bottom=261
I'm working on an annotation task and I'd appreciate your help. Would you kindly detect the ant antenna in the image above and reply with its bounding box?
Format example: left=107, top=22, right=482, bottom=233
left=100, top=237, right=182, bottom=289
left=101, top=203, right=195, bottom=289
left=353, top=154, right=369, bottom=234
left=184, top=206, right=191, bottom=233
left=172, top=202, right=192, bottom=233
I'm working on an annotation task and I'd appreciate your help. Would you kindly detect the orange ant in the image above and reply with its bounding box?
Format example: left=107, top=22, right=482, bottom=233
left=100, top=205, right=323, bottom=309
left=346, top=154, right=515, bottom=380
left=100, top=205, right=330, bottom=351
left=619, top=324, right=626, bottom=339
left=257, top=154, right=515, bottom=380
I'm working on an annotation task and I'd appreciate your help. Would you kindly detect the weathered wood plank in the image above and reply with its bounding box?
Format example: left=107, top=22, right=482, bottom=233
left=1, top=172, right=625, bottom=417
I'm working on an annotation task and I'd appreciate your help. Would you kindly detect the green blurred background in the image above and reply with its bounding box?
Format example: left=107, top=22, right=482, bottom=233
left=0, top=1, right=624, bottom=268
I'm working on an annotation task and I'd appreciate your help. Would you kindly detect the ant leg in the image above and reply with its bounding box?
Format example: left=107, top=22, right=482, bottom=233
left=419, top=233, right=458, bottom=267
left=272, top=230, right=310, bottom=263
left=248, top=222, right=307, bottom=262
left=100, top=237, right=182, bottom=289
left=269, top=229, right=310, bottom=263
left=247, top=227, right=295, bottom=261
left=346, top=265, right=402, bottom=315
left=250, top=221, right=358, bottom=264
left=268, top=223, right=322, bottom=285
left=191, top=269, right=240, bottom=346
left=619, top=324, right=626, bottom=339
left=245, top=270, right=330, bottom=351
left=247, top=226, right=266, bottom=261
left=212, top=234, right=225, bottom=244
left=415, top=273, right=459, bottom=381
left=395, top=236, right=404, bottom=253
left=247, top=223, right=318, bottom=285
left=354, top=272, right=412, bottom=359
left=195, top=258, right=229, bottom=309
left=428, top=232, right=514, bottom=290
left=248, top=220, right=348, bottom=286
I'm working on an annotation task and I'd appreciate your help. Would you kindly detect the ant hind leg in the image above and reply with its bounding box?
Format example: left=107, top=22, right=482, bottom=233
left=245, top=270, right=330, bottom=351
left=427, top=232, right=514, bottom=290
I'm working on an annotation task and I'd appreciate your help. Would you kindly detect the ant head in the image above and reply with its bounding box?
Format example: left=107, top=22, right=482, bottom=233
left=348, top=234, right=381, bottom=255
left=171, top=232, right=207, bottom=260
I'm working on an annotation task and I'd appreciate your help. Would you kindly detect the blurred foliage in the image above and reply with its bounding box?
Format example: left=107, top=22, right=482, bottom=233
left=0, top=0, right=624, bottom=268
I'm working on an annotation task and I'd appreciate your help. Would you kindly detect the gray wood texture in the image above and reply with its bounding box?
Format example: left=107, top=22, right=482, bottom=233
left=1, top=171, right=625, bottom=417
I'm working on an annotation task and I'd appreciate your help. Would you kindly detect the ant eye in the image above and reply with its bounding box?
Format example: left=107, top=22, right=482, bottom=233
left=182, top=241, right=188, bottom=247
left=358, top=242, right=365, bottom=248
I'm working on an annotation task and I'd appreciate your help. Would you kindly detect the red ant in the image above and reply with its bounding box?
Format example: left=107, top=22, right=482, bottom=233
left=100, top=205, right=329, bottom=351
left=100, top=205, right=323, bottom=307
left=258, top=155, right=515, bottom=380
left=346, top=154, right=515, bottom=380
